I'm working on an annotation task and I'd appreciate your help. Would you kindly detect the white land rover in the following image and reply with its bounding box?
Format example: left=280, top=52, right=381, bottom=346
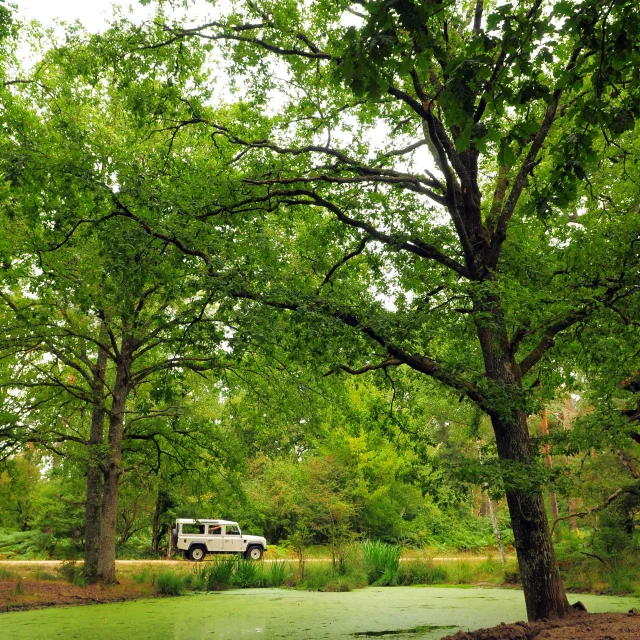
left=172, top=519, right=267, bottom=561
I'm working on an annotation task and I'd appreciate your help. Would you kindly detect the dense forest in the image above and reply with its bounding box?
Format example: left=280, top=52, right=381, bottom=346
left=0, top=0, right=639, bottom=624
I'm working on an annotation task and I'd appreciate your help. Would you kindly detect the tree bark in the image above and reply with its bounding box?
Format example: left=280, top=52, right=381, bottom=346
left=152, top=487, right=161, bottom=554
left=83, top=332, right=109, bottom=583
left=477, top=323, right=570, bottom=620
left=541, top=407, right=560, bottom=540
left=487, top=493, right=507, bottom=565
left=97, top=340, right=132, bottom=584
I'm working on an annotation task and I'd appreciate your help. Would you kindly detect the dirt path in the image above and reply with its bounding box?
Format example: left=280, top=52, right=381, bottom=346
left=0, top=556, right=510, bottom=567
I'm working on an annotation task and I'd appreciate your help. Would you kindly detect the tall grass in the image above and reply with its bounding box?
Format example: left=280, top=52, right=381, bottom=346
left=233, top=559, right=266, bottom=588
left=361, top=540, right=401, bottom=586
left=268, top=560, right=291, bottom=587
left=156, top=571, right=185, bottom=596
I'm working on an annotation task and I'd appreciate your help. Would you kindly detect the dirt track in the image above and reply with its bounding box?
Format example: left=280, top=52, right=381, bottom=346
left=0, top=556, right=510, bottom=567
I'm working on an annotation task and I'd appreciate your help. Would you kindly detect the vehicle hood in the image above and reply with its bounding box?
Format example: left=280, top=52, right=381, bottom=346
left=243, top=534, right=267, bottom=546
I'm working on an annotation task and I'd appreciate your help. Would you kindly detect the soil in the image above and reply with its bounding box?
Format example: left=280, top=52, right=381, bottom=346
left=0, top=577, right=153, bottom=612
left=442, top=610, right=640, bottom=640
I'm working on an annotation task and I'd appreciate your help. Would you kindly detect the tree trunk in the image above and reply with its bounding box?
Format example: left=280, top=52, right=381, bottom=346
left=83, top=333, right=108, bottom=583
left=477, top=323, right=570, bottom=620
left=152, top=485, right=162, bottom=554
left=567, top=498, right=579, bottom=532
left=487, top=493, right=507, bottom=565
left=541, top=407, right=560, bottom=540
left=97, top=343, right=131, bottom=584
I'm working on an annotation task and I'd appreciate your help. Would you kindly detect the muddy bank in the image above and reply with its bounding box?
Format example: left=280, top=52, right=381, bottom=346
left=0, top=578, right=153, bottom=612
left=443, top=610, right=640, bottom=640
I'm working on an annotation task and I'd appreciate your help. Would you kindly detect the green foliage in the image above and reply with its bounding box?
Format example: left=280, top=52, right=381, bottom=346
left=397, top=561, right=448, bottom=586
left=0, top=529, right=56, bottom=559
left=155, top=571, right=185, bottom=596
left=361, top=540, right=401, bottom=586
left=131, top=568, right=153, bottom=584
left=56, top=560, right=86, bottom=587
left=0, top=566, right=16, bottom=579
left=267, top=560, right=291, bottom=587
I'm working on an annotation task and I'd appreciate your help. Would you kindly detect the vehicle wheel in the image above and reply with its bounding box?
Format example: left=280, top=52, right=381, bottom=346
left=189, top=545, right=207, bottom=562
left=246, top=545, right=263, bottom=561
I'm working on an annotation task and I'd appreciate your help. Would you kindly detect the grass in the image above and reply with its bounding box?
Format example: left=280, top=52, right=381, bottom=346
left=156, top=571, right=185, bottom=596
left=0, top=567, right=17, bottom=579
left=361, top=541, right=401, bottom=586
left=56, top=559, right=87, bottom=587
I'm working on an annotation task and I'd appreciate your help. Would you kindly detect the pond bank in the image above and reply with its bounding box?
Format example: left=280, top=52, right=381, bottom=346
left=4, top=587, right=640, bottom=640
left=442, top=610, right=640, bottom=640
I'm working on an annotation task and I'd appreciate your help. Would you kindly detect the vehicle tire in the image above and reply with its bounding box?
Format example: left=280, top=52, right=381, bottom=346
left=245, top=545, right=263, bottom=561
left=188, top=545, right=207, bottom=562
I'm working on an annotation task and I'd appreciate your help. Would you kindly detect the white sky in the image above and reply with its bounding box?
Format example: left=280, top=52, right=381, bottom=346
left=17, top=0, right=147, bottom=31
left=16, top=0, right=217, bottom=32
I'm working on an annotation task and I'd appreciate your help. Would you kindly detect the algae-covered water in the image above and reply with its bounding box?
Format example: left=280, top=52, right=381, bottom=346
left=4, top=587, right=640, bottom=640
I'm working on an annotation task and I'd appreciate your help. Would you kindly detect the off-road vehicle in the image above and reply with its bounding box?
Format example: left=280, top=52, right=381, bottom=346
left=172, top=519, right=267, bottom=561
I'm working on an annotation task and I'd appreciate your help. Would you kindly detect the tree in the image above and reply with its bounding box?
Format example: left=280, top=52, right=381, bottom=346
left=123, top=0, right=640, bottom=619
left=0, top=27, right=244, bottom=581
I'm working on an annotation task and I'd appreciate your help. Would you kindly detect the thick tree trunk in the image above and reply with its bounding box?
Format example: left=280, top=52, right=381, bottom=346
left=97, top=343, right=131, bottom=584
left=83, top=335, right=108, bottom=583
left=477, top=324, right=570, bottom=621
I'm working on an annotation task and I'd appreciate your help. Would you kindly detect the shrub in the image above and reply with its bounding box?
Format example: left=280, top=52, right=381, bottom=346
left=449, top=562, right=474, bottom=584
left=57, top=559, right=86, bottom=586
left=397, top=560, right=449, bottom=585
left=156, top=571, right=185, bottom=596
left=503, top=568, right=521, bottom=584
left=132, top=568, right=153, bottom=584
left=361, top=540, right=401, bottom=586
left=267, top=560, right=291, bottom=587
left=233, top=559, right=266, bottom=588
left=32, top=570, right=59, bottom=581
left=192, top=557, right=237, bottom=591
left=0, top=529, right=56, bottom=559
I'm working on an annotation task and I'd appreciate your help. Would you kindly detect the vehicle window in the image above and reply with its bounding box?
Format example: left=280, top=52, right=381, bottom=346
left=207, top=525, right=222, bottom=535
left=226, top=525, right=241, bottom=536
left=181, top=524, right=205, bottom=535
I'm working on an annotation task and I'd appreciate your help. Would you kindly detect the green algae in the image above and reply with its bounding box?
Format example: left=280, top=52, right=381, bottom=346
left=4, top=587, right=640, bottom=640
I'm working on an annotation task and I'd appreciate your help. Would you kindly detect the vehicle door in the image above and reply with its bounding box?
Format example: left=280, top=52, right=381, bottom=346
left=180, top=523, right=205, bottom=550
left=223, top=525, right=243, bottom=552
left=206, top=524, right=224, bottom=552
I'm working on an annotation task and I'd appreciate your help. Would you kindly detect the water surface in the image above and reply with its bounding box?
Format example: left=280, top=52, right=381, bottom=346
left=4, top=587, right=639, bottom=640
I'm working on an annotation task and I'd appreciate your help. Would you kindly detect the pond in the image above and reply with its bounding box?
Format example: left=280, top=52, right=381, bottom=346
left=4, top=587, right=640, bottom=640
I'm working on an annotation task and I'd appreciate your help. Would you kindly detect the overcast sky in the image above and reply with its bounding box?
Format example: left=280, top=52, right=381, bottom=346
left=17, top=0, right=140, bottom=31
left=16, top=1, right=218, bottom=32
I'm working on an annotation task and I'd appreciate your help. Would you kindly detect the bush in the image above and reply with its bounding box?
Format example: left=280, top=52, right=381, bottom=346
left=361, top=540, right=401, bottom=586
left=267, top=560, right=292, bottom=587
left=0, top=529, right=56, bottom=559
left=191, top=557, right=237, bottom=591
left=0, top=567, right=17, bottom=579
left=297, top=563, right=366, bottom=592
left=132, top=568, right=153, bottom=584
left=156, top=571, right=185, bottom=596
left=32, top=570, right=59, bottom=581
left=503, top=568, right=521, bottom=584
left=397, top=560, right=449, bottom=585
left=233, top=559, right=266, bottom=588
left=57, top=559, right=86, bottom=586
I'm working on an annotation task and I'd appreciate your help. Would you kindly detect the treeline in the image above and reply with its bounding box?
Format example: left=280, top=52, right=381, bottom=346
left=0, top=0, right=639, bottom=621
